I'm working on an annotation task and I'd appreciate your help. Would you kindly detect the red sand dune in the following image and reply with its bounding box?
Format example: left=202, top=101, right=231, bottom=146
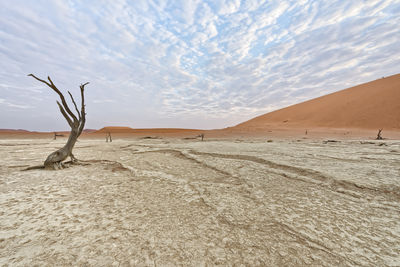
left=93, top=126, right=203, bottom=137
left=0, top=130, right=50, bottom=139
left=0, top=129, right=30, bottom=132
left=1, top=74, right=399, bottom=140
left=95, top=126, right=137, bottom=134
left=232, top=74, right=400, bottom=131
left=82, top=129, right=97, bottom=133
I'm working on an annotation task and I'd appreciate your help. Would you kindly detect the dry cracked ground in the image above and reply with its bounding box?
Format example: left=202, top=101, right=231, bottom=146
left=0, top=138, right=399, bottom=266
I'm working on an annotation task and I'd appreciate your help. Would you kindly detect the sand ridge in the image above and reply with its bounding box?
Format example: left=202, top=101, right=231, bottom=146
left=95, top=127, right=203, bottom=135
left=2, top=74, right=400, bottom=140
left=234, top=74, right=400, bottom=131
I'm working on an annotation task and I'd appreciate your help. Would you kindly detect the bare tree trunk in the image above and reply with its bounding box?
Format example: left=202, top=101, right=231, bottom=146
left=53, top=132, right=64, bottom=140
left=106, top=132, right=112, bottom=142
left=376, top=129, right=383, bottom=140
left=28, top=74, right=89, bottom=169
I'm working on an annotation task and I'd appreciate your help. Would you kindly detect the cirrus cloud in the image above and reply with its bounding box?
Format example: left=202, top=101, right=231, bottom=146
left=0, top=0, right=399, bottom=131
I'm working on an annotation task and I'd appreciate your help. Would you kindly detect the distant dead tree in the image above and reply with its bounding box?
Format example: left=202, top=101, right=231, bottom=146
left=376, top=129, right=383, bottom=140
left=106, top=132, right=112, bottom=142
left=53, top=132, right=64, bottom=140
left=198, top=133, right=204, bottom=141
left=28, top=74, right=89, bottom=169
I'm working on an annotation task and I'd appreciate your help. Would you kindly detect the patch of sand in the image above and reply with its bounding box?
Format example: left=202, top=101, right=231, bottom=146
left=1, top=138, right=399, bottom=265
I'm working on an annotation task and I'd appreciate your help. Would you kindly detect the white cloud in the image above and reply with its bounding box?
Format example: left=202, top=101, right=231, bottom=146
left=0, top=98, right=32, bottom=109
left=0, top=0, right=399, bottom=131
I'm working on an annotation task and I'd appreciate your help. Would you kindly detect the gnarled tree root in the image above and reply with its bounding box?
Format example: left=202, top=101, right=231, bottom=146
left=21, top=159, right=88, bottom=171
left=22, top=165, right=46, bottom=171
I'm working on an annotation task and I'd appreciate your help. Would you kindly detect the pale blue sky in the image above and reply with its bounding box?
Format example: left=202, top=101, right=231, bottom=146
left=1, top=0, right=399, bottom=131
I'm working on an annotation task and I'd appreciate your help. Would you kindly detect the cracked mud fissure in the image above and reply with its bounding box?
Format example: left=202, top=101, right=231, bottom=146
left=0, top=138, right=399, bottom=266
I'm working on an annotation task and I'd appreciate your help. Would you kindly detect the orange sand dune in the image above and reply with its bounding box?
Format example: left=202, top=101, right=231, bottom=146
left=1, top=74, right=399, bottom=140
left=233, top=74, right=400, bottom=131
left=94, top=126, right=204, bottom=137
left=0, top=129, right=30, bottom=133
left=96, top=126, right=137, bottom=133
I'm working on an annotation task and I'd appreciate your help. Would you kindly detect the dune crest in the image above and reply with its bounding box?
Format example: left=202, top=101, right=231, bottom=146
left=234, top=74, right=400, bottom=131
left=96, top=126, right=136, bottom=133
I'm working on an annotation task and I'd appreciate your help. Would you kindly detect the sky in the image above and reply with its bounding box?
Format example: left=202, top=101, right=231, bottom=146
left=0, top=0, right=399, bottom=131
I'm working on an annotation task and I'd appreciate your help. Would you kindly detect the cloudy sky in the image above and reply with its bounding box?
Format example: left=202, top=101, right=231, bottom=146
left=1, top=0, right=399, bottom=131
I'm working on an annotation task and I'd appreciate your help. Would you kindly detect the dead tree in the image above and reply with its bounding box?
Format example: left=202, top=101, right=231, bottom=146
left=376, top=129, right=383, bottom=140
left=53, top=132, right=64, bottom=140
left=106, top=132, right=112, bottom=142
left=197, top=133, right=204, bottom=141
left=28, top=74, right=89, bottom=169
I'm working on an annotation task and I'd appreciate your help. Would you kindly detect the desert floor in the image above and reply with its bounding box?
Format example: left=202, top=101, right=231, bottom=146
left=1, top=137, right=399, bottom=266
